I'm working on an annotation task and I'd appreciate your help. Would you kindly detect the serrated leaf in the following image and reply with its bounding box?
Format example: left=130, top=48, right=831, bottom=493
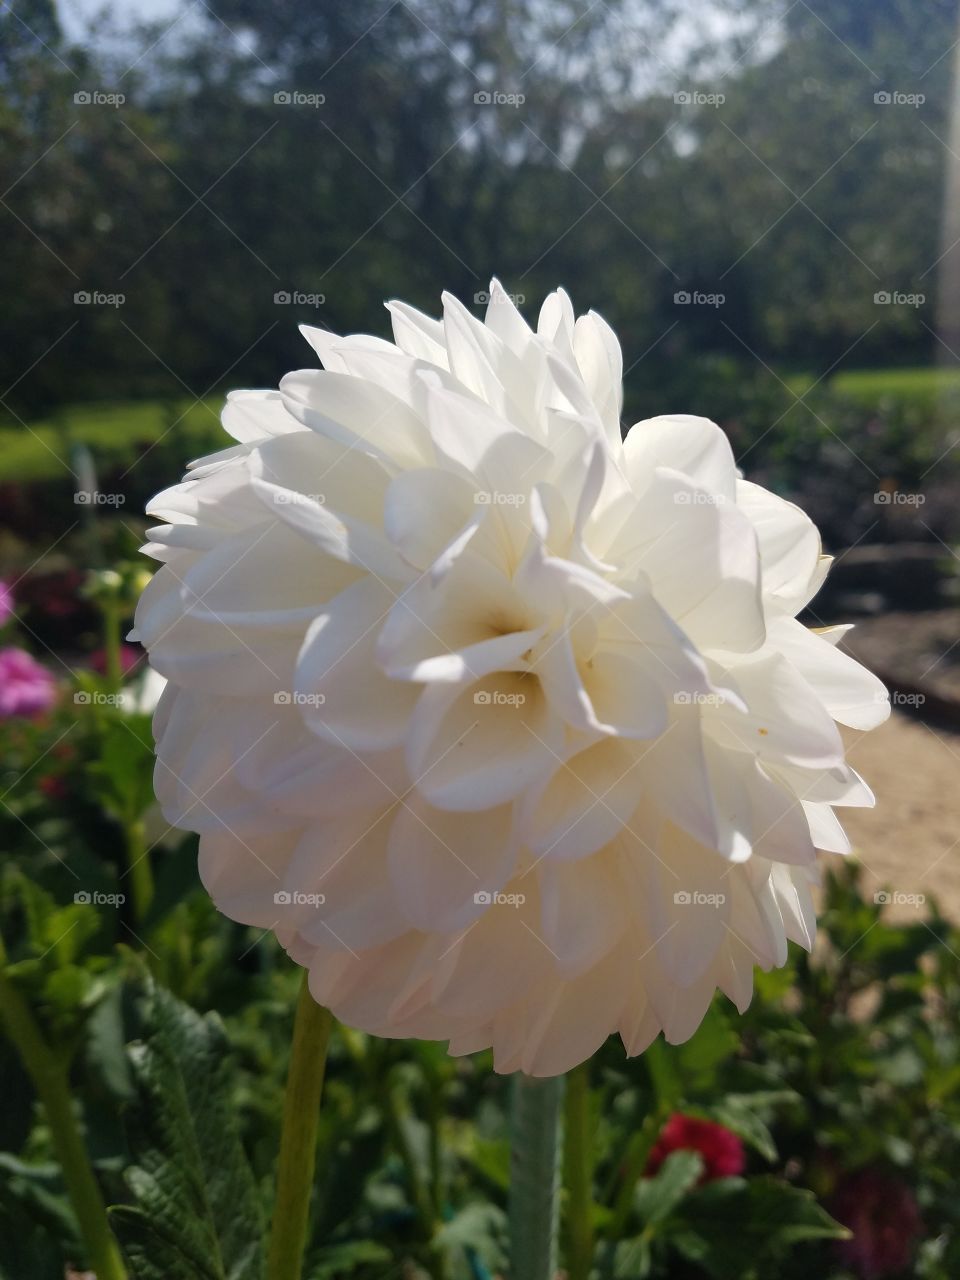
left=109, top=982, right=265, bottom=1280
left=674, top=1176, right=849, bottom=1277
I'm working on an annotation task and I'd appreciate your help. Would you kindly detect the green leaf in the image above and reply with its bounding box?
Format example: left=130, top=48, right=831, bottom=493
left=435, top=1202, right=507, bottom=1268
left=305, top=1240, right=393, bottom=1279
left=82, top=981, right=134, bottom=1101
left=0, top=1155, right=80, bottom=1255
left=464, top=1136, right=510, bottom=1191
left=86, top=717, right=156, bottom=824
left=709, top=1096, right=779, bottom=1163
left=109, top=982, right=265, bottom=1280
left=613, top=1235, right=652, bottom=1278
left=634, top=1150, right=703, bottom=1228
left=673, top=1176, right=850, bottom=1277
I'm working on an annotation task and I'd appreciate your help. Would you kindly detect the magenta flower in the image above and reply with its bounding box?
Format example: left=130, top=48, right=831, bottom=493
left=646, top=1114, right=745, bottom=1184
left=831, top=1167, right=922, bottom=1278
left=0, top=647, right=57, bottom=718
left=0, top=581, right=12, bottom=627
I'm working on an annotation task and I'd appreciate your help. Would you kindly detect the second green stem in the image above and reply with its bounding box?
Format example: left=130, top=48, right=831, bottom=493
left=564, top=1062, right=595, bottom=1280
left=267, top=972, right=334, bottom=1280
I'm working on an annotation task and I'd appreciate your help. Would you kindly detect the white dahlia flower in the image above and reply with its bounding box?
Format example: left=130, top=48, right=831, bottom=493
left=135, top=281, right=889, bottom=1076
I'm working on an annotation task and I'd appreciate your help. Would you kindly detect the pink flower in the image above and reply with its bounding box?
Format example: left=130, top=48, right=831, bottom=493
left=831, top=1168, right=922, bottom=1279
left=0, top=647, right=57, bottom=718
left=0, top=581, right=12, bottom=627
left=646, top=1114, right=745, bottom=1184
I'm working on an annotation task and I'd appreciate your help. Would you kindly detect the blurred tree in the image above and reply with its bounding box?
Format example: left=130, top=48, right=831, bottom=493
left=0, top=0, right=956, bottom=424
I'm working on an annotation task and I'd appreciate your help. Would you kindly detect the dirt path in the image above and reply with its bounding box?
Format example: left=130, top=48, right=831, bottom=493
left=838, top=713, right=960, bottom=919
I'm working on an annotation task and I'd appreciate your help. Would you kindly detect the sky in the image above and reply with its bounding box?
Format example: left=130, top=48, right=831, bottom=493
left=58, top=0, right=195, bottom=42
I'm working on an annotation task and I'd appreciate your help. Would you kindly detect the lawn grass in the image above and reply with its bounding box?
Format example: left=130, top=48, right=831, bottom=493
left=3, top=367, right=958, bottom=485
left=831, top=366, right=960, bottom=406
left=0, top=397, right=225, bottom=483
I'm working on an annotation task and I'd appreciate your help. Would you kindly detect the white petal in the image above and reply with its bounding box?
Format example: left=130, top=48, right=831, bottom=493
left=539, top=853, right=629, bottom=975
left=295, top=578, right=419, bottom=750
left=736, top=479, right=822, bottom=613
left=382, top=467, right=478, bottom=569
left=284, top=809, right=405, bottom=951
left=641, top=822, right=731, bottom=988
left=388, top=793, right=516, bottom=933
left=573, top=311, right=623, bottom=446
left=251, top=476, right=412, bottom=583
left=407, top=673, right=565, bottom=810
left=769, top=616, right=890, bottom=730
left=707, top=651, right=845, bottom=770
left=377, top=549, right=542, bottom=683
left=220, top=388, right=303, bottom=443
left=280, top=367, right=432, bottom=469
left=802, top=801, right=852, bottom=853
left=624, top=415, right=737, bottom=502
left=523, top=737, right=641, bottom=862
left=386, top=299, right=449, bottom=366
left=520, top=946, right=629, bottom=1075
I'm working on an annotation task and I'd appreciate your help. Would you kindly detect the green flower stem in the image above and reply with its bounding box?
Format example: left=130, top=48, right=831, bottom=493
left=563, top=1062, right=594, bottom=1280
left=0, top=941, right=125, bottom=1280
left=101, top=597, right=124, bottom=693
left=123, top=816, right=154, bottom=925
left=384, top=1079, right=435, bottom=1236
left=606, top=1108, right=666, bottom=1241
left=510, top=1073, right=565, bottom=1280
left=267, top=972, right=334, bottom=1280
left=421, top=1056, right=445, bottom=1220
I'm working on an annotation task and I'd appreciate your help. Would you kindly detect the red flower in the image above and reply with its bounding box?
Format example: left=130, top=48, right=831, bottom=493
left=88, top=644, right=143, bottom=676
left=646, top=1114, right=745, bottom=1184
left=38, top=775, right=68, bottom=801
left=830, top=1168, right=922, bottom=1279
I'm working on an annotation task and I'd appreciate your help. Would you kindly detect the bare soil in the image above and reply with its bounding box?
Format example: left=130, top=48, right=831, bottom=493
left=839, top=713, right=960, bottom=921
